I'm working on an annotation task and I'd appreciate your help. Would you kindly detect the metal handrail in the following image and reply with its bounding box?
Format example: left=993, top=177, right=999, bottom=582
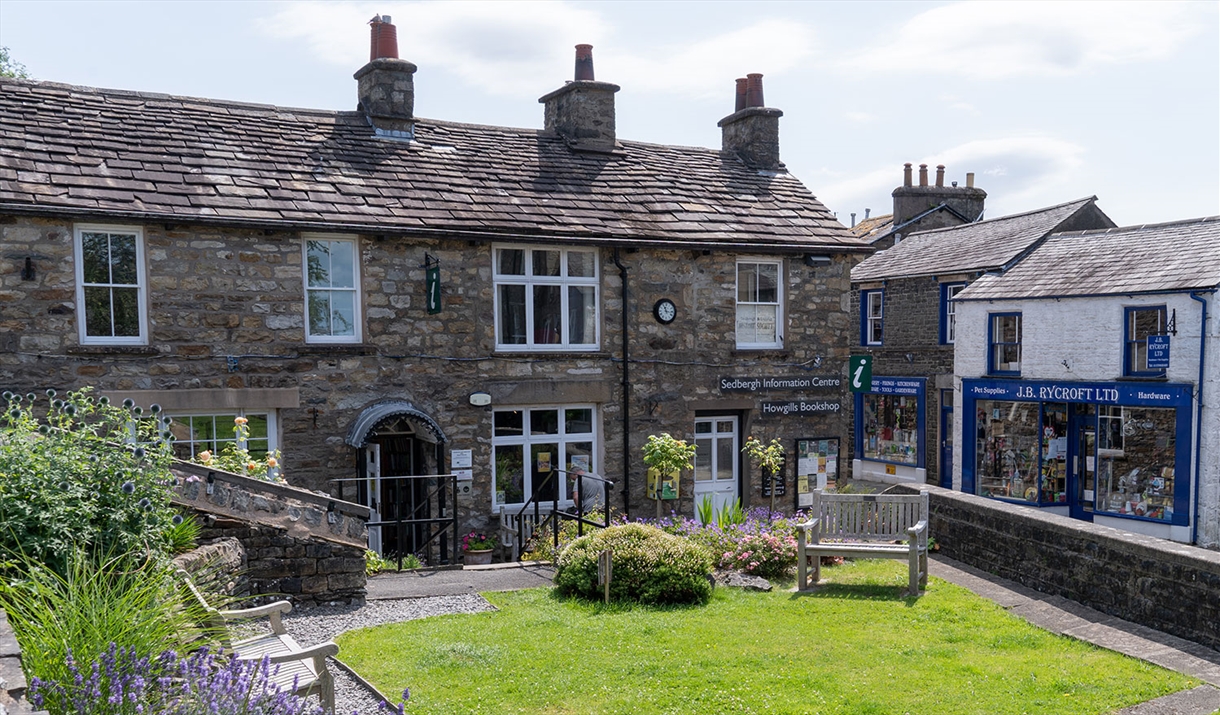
left=335, top=472, right=459, bottom=569
left=512, top=467, right=614, bottom=557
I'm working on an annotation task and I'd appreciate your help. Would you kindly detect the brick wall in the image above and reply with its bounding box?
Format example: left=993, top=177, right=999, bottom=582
left=895, top=484, right=1220, bottom=650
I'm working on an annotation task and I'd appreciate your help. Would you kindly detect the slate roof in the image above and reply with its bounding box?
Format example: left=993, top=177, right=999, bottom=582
left=851, top=197, right=1102, bottom=282
left=849, top=213, right=893, bottom=242
left=957, top=216, right=1220, bottom=301
left=0, top=78, right=868, bottom=252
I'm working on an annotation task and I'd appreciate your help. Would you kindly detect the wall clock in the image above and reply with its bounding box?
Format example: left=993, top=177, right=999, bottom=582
left=653, top=298, right=677, bottom=325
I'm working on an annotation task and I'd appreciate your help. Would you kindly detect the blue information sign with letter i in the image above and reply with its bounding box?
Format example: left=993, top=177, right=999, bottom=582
left=1146, top=335, right=1170, bottom=370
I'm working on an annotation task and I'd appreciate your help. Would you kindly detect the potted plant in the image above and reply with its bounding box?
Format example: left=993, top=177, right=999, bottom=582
left=642, top=433, right=697, bottom=519
left=462, top=531, right=498, bottom=566
left=742, top=436, right=786, bottom=513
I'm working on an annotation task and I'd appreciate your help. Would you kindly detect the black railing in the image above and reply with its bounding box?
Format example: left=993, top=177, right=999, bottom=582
left=513, top=468, right=614, bottom=557
left=333, top=472, right=459, bottom=570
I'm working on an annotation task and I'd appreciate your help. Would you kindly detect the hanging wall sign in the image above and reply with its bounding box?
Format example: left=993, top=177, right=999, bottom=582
left=1147, top=335, right=1170, bottom=370
left=849, top=355, right=873, bottom=393
left=426, top=265, right=441, bottom=314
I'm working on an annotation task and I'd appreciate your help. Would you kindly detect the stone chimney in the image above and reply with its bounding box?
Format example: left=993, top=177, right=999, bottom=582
left=354, top=15, right=417, bottom=137
left=892, top=162, right=986, bottom=229
left=718, top=74, right=784, bottom=171
left=539, top=45, right=620, bottom=152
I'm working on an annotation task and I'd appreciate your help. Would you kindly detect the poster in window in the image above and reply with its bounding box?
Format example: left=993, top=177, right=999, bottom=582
left=537, top=452, right=552, bottom=473
left=794, top=438, right=839, bottom=508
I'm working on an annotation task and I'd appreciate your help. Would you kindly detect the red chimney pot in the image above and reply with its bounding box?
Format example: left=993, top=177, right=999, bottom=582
left=918, top=163, right=929, bottom=187
left=369, top=15, right=399, bottom=61
left=734, top=78, right=748, bottom=112
left=745, top=73, right=765, bottom=108
left=574, top=44, right=595, bottom=81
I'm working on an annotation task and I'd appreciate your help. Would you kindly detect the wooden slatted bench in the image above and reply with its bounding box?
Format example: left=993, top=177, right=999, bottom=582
left=177, top=570, right=339, bottom=711
left=795, top=489, right=929, bottom=596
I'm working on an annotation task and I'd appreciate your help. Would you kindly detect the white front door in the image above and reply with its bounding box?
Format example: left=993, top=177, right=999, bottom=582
left=364, top=443, right=383, bottom=555
left=693, top=416, right=739, bottom=521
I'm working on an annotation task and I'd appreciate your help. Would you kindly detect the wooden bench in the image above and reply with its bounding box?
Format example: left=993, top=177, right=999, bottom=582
left=795, top=489, right=929, bottom=596
left=178, top=570, right=339, bottom=711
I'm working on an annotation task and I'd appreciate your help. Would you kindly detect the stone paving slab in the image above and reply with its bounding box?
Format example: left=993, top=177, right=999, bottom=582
left=366, top=563, right=555, bottom=600
left=1113, top=685, right=1220, bottom=715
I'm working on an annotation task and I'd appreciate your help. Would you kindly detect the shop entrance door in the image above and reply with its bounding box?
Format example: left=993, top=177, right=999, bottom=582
left=1068, top=406, right=1096, bottom=521
left=693, top=416, right=739, bottom=521
left=940, top=389, right=954, bottom=488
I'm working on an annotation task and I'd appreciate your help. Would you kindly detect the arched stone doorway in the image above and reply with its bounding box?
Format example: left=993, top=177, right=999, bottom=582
left=345, top=401, right=448, bottom=562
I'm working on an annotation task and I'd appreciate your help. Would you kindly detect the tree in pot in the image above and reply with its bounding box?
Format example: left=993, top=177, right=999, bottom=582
left=742, top=436, right=786, bottom=513
left=642, top=433, right=697, bottom=520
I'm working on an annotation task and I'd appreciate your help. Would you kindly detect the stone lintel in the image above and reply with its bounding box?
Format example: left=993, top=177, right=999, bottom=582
left=102, top=387, right=301, bottom=411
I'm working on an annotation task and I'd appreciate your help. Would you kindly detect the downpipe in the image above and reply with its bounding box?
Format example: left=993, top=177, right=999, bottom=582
left=613, top=248, right=631, bottom=518
left=1190, top=291, right=1211, bottom=545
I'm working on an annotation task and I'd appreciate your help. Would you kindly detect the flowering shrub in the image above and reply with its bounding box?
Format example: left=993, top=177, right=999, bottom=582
left=554, top=523, right=713, bottom=605
left=722, top=531, right=797, bottom=580
left=629, top=506, right=808, bottom=580
left=0, top=388, right=178, bottom=577
left=191, top=416, right=284, bottom=484
left=461, top=531, right=497, bottom=552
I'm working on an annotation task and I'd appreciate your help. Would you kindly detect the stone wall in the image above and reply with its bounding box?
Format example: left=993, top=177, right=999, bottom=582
left=1, top=214, right=865, bottom=534
left=850, top=276, right=960, bottom=484
left=894, top=484, right=1220, bottom=650
left=0, top=610, right=46, bottom=715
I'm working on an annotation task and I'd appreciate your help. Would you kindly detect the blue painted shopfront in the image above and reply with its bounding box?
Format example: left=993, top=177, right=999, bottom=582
left=854, top=377, right=927, bottom=473
left=962, top=378, right=1193, bottom=528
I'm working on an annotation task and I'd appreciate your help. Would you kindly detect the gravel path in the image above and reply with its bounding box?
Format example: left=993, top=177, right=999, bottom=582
left=279, top=594, right=496, bottom=714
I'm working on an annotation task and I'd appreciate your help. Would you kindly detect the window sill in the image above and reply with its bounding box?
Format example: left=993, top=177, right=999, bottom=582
left=494, top=350, right=611, bottom=359
left=1116, top=374, right=1169, bottom=382
left=731, top=348, right=790, bottom=358
left=67, top=345, right=159, bottom=356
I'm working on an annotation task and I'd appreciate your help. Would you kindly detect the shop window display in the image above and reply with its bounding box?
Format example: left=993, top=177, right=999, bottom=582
left=1040, top=403, right=1068, bottom=504
left=1096, top=406, right=1176, bottom=521
left=861, top=393, right=918, bottom=465
left=975, top=400, right=1039, bottom=502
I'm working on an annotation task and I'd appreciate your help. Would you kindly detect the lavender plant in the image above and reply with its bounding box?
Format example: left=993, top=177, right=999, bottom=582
left=28, top=643, right=411, bottom=715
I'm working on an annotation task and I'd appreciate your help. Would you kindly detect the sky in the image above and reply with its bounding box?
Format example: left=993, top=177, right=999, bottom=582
left=1, top=0, right=1216, bottom=227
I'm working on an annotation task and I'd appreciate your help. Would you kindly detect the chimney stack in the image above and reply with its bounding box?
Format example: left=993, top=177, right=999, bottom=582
left=891, top=162, right=987, bottom=230
left=354, top=15, right=417, bottom=137
left=539, top=44, right=620, bottom=152
left=718, top=73, right=784, bottom=171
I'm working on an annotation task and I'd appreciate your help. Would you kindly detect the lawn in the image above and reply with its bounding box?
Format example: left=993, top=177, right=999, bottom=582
left=338, top=561, right=1195, bottom=715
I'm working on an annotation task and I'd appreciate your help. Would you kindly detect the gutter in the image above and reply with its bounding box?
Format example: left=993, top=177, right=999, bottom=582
left=613, top=248, right=631, bottom=518
left=0, top=203, right=874, bottom=256
left=1190, top=290, right=1212, bottom=544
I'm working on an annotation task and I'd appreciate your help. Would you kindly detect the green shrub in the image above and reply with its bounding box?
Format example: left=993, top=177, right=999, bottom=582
left=0, top=549, right=206, bottom=714
left=0, top=389, right=177, bottom=577
left=554, top=523, right=713, bottom=605
left=365, top=549, right=422, bottom=574
left=521, top=511, right=605, bottom=562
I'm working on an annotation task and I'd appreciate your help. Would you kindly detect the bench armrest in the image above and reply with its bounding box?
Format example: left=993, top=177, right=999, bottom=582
left=795, top=517, right=820, bottom=535
left=907, top=520, right=928, bottom=544
left=220, top=600, right=292, bottom=635
left=264, top=640, right=339, bottom=665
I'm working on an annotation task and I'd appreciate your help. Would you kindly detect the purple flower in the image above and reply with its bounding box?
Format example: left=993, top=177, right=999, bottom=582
left=121, top=481, right=136, bottom=494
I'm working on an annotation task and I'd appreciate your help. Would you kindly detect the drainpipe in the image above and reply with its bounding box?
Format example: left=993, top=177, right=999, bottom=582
left=613, top=248, right=632, bottom=518
left=1190, top=291, right=1211, bottom=544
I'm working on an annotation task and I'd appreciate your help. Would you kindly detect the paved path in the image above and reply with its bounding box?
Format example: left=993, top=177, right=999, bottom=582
left=365, top=557, right=1220, bottom=714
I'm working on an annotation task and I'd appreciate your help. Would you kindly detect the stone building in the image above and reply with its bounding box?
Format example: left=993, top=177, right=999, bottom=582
left=0, top=20, right=872, bottom=559
left=849, top=192, right=1114, bottom=487
left=849, top=163, right=987, bottom=251
left=953, top=217, right=1220, bottom=545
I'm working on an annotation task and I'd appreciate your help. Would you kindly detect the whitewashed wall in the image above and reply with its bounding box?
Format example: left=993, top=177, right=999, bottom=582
left=952, top=292, right=1219, bottom=545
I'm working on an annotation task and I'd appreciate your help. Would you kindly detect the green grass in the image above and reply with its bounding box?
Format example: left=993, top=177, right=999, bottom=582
left=338, top=561, right=1195, bottom=715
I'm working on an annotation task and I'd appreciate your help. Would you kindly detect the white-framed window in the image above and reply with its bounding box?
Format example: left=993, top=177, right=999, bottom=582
left=166, top=410, right=279, bottom=461
left=74, top=225, right=148, bottom=345
left=941, top=283, right=966, bottom=344
left=303, top=236, right=361, bottom=343
left=862, top=289, right=884, bottom=346
left=491, top=405, right=597, bottom=509
left=493, top=246, right=599, bottom=351
left=736, top=259, right=783, bottom=348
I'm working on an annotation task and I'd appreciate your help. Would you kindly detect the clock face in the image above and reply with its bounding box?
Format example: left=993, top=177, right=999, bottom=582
left=654, top=299, right=676, bottom=324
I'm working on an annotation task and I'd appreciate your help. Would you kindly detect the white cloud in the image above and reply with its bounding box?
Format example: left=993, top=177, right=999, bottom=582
left=844, top=111, right=878, bottom=124
left=259, top=1, right=608, bottom=96
left=818, top=136, right=1086, bottom=217
left=257, top=1, right=815, bottom=98
left=844, top=1, right=1203, bottom=79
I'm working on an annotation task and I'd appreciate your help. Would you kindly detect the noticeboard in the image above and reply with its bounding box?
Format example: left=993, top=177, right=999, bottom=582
left=794, top=437, right=840, bottom=509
